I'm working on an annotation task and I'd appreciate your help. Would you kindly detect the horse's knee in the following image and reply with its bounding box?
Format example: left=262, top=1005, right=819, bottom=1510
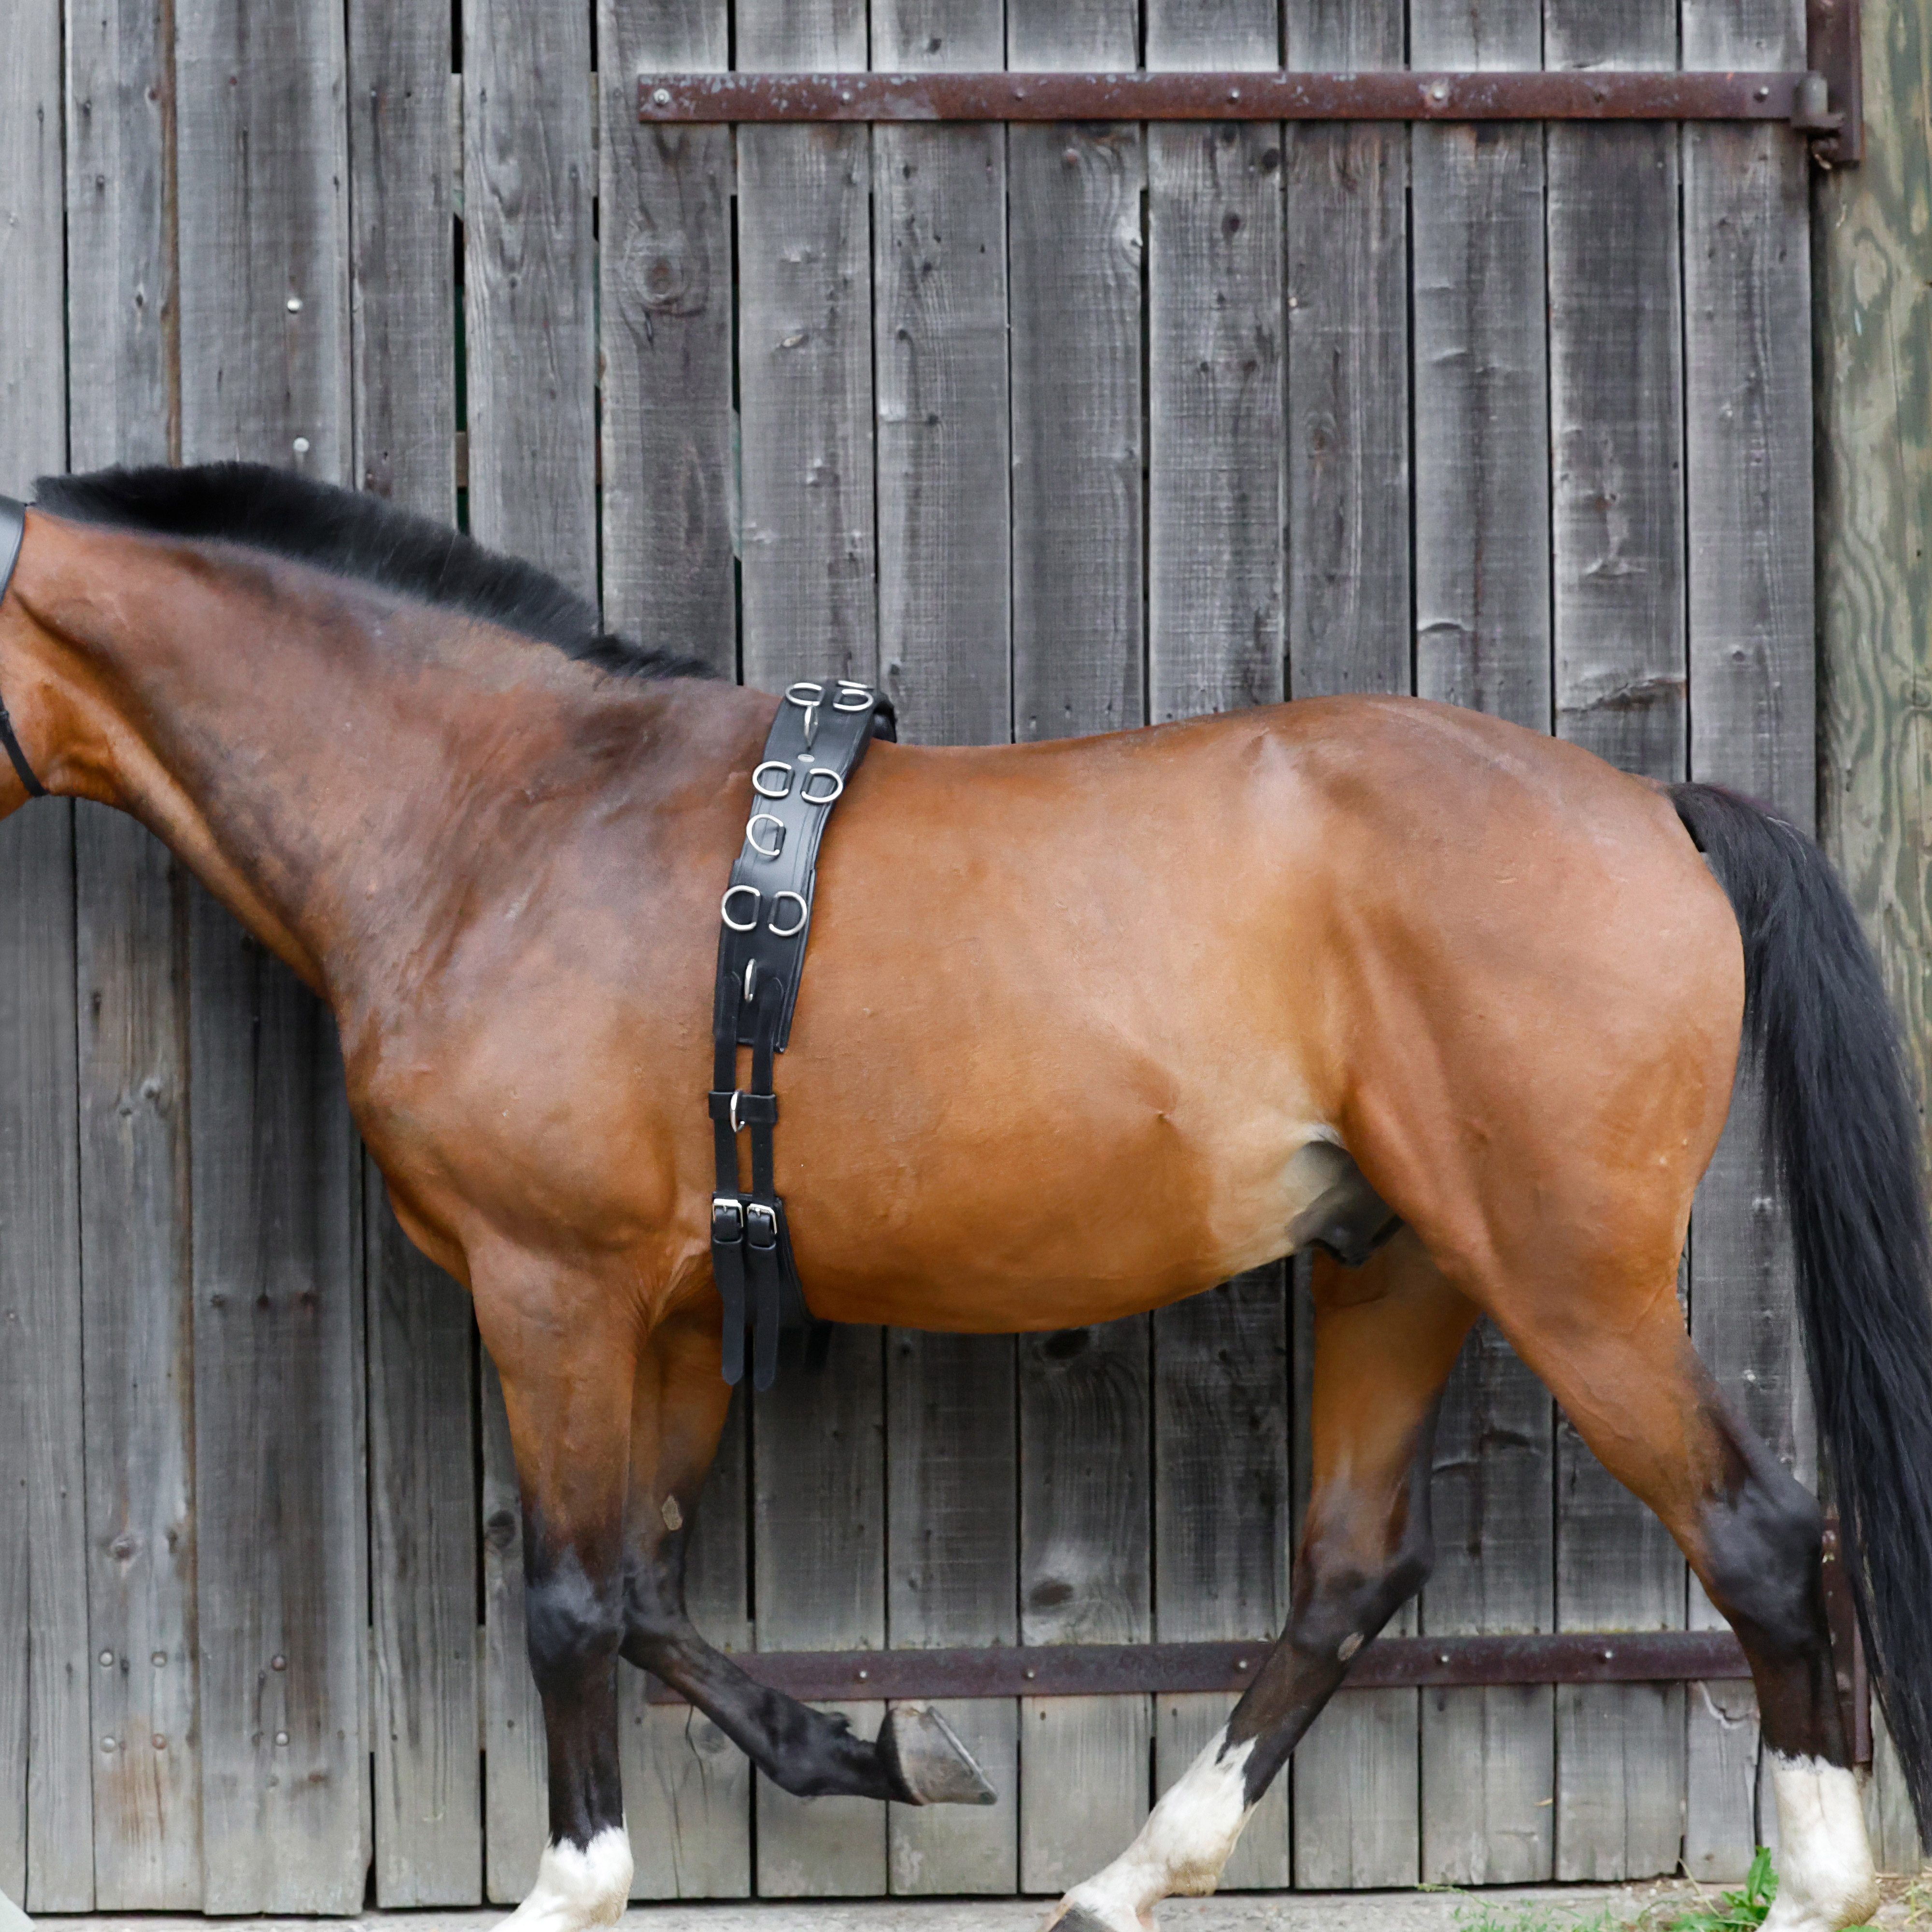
left=1699, top=1465, right=1827, bottom=1659
left=526, top=1541, right=625, bottom=1696
left=1291, top=1519, right=1434, bottom=1660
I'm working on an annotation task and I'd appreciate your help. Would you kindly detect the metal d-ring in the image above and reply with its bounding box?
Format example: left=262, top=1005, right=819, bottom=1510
left=832, top=680, right=873, bottom=711
left=742, top=958, right=758, bottom=1003
left=800, top=767, right=845, bottom=805
left=728, top=1090, right=747, bottom=1134
left=784, top=681, right=826, bottom=707
left=721, top=884, right=762, bottom=932
left=767, top=891, right=809, bottom=938
left=752, top=759, right=793, bottom=799
left=747, top=812, right=784, bottom=858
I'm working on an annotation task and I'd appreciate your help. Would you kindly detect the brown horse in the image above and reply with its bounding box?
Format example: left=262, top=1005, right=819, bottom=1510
left=5, top=463, right=1929, bottom=1932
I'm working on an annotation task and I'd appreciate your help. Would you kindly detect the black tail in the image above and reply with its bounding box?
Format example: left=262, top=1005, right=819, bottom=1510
left=1672, top=781, right=1932, bottom=1832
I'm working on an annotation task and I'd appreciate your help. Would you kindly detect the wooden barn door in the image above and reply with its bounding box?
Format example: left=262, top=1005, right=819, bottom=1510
left=0, top=0, right=1891, bottom=1909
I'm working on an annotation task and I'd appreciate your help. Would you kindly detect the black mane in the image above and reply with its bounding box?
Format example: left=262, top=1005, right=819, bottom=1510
left=34, top=462, right=717, bottom=681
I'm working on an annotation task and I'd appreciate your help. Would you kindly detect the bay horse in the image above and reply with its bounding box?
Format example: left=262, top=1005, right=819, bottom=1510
left=5, top=463, right=1930, bottom=1932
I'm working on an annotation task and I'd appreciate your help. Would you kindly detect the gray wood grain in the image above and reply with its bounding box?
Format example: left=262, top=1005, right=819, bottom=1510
left=1406, top=0, right=1555, bottom=1886
left=1019, top=1319, right=1152, bottom=1893
left=1153, top=1272, right=1292, bottom=1889
left=1546, top=0, right=1690, bottom=1884
left=346, top=0, right=480, bottom=1904
left=736, top=0, right=875, bottom=696
left=461, top=0, right=596, bottom=599
left=1283, top=0, right=1416, bottom=1888
left=75, top=813, right=201, bottom=1911
left=481, top=1357, right=545, bottom=1903
left=599, top=0, right=736, bottom=665
left=174, top=4, right=363, bottom=1907
left=754, top=1324, right=887, bottom=1895
left=0, top=9, right=88, bottom=1909
left=623, top=1391, right=752, bottom=1898
left=1680, top=0, right=1815, bottom=1884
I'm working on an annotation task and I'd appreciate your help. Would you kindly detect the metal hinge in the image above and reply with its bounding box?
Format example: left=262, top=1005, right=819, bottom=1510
left=640, top=0, right=1861, bottom=167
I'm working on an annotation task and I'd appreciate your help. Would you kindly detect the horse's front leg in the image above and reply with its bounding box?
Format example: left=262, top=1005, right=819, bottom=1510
left=477, top=1257, right=639, bottom=1932
left=620, top=1306, right=994, bottom=1807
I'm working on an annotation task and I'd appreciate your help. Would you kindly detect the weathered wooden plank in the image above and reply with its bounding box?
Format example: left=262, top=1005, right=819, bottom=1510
left=1152, top=1272, right=1291, bottom=1890
left=481, top=1358, right=545, bottom=1903
left=1146, top=0, right=1282, bottom=725
left=1546, top=0, right=1690, bottom=1883
left=0, top=0, right=78, bottom=1915
left=872, top=0, right=1010, bottom=750
left=1406, top=0, right=1554, bottom=1887
left=1681, top=0, right=1815, bottom=1886
left=461, top=0, right=596, bottom=598
left=174, top=2, right=363, bottom=1907
left=1017, top=1319, right=1151, bottom=1893
left=345, top=0, right=480, bottom=1904
left=366, top=1192, right=480, bottom=1906
left=622, top=1390, right=752, bottom=1899
left=885, top=1331, right=1018, bottom=1895
left=1282, top=0, right=1415, bottom=1888
left=868, top=0, right=1015, bottom=1897
left=74, top=812, right=200, bottom=1912
left=599, top=0, right=735, bottom=664
left=1817, top=0, right=1931, bottom=1880
left=0, top=3, right=88, bottom=1910
left=754, top=1324, right=887, bottom=1895
left=1004, top=3, right=1149, bottom=1894
left=736, top=0, right=875, bottom=696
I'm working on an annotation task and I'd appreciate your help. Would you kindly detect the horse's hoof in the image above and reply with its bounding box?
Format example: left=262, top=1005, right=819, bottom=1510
left=878, top=1702, right=997, bottom=1805
left=1050, top=1910, right=1130, bottom=1932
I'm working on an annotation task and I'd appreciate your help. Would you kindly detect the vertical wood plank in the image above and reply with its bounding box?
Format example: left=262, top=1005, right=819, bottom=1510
left=75, top=818, right=200, bottom=1911
left=1283, top=0, right=1416, bottom=1889
left=1152, top=1272, right=1292, bottom=1890
left=1407, top=0, right=1557, bottom=1889
left=737, top=0, right=876, bottom=695
left=1816, top=0, right=1932, bottom=1878
left=459, top=3, right=596, bottom=1892
left=1681, top=0, right=1813, bottom=1882
left=175, top=3, right=363, bottom=1906
left=346, top=0, right=480, bottom=1904
left=1546, top=0, right=1690, bottom=1883
left=622, top=1392, right=753, bottom=1898
left=0, top=0, right=88, bottom=1910
left=67, top=4, right=192, bottom=1903
left=482, top=1358, right=545, bottom=1903
left=462, top=0, right=596, bottom=598
left=1018, top=1317, right=1152, bottom=1895
left=1006, top=0, right=1150, bottom=1891
left=754, top=1325, right=887, bottom=1895
left=871, top=0, right=1010, bottom=749
left=1142, top=0, right=1287, bottom=1890
left=599, top=0, right=736, bottom=664
left=870, top=2, right=1016, bottom=1895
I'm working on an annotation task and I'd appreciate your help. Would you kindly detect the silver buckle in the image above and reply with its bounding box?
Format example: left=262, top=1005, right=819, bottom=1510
left=745, top=1203, right=779, bottom=1245
left=711, top=1195, right=744, bottom=1235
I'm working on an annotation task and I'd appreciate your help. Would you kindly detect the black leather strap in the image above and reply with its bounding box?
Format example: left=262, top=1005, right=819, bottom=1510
left=710, top=678, right=895, bottom=1388
left=0, top=497, right=45, bottom=799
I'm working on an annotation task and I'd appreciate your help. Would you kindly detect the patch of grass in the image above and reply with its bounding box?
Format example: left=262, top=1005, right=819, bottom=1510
left=1447, top=1900, right=1625, bottom=1932
left=1652, top=1847, right=1880, bottom=1932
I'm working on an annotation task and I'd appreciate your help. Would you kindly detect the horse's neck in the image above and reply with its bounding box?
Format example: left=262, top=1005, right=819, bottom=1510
left=11, top=520, right=688, bottom=997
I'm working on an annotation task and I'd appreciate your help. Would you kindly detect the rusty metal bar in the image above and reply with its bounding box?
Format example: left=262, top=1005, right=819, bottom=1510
left=643, top=1631, right=1754, bottom=1705
left=640, top=69, right=1807, bottom=128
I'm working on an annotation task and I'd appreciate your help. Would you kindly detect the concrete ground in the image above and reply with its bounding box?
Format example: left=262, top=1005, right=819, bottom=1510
left=28, top=1875, right=1932, bottom=1931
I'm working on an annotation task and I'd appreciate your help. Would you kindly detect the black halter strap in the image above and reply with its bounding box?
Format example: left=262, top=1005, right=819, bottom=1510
left=709, top=678, right=894, bottom=1389
left=0, top=497, right=46, bottom=799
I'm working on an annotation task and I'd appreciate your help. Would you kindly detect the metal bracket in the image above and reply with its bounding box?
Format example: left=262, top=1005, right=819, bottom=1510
left=1800, top=0, right=1864, bottom=165
left=641, top=5, right=1862, bottom=166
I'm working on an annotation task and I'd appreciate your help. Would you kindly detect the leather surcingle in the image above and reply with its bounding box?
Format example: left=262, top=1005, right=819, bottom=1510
left=709, top=678, right=894, bottom=1390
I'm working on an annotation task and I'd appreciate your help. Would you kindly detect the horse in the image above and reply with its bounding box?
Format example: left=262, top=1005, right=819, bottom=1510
left=4, top=461, right=1929, bottom=1932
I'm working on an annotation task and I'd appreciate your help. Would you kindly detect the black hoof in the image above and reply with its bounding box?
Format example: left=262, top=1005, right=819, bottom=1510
left=878, top=1702, right=998, bottom=1806
left=1054, top=1910, right=1124, bottom=1932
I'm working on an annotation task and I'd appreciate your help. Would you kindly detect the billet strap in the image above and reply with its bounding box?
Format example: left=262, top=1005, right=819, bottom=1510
left=0, top=497, right=45, bottom=799
left=709, top=678, right=895, bottom=1388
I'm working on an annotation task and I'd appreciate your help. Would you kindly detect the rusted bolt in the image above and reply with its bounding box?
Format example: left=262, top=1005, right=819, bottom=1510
left=152, top=1733, right=167, bottom=1750
left=652, top=87, right=670, bottom=107
left=271, top=1654, right=287, bottom=1671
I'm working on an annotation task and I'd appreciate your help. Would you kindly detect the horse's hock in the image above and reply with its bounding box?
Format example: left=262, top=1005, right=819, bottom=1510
left=0, top=0, right=1925, bottom=1916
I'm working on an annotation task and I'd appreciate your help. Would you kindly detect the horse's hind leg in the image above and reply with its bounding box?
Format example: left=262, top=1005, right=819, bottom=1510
left=1049, top=1230, right=1477, bottom=1932
left=1500, top=1283, right=1877, bottom=1932
left=618, top=1307, right=994, bottom=1806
